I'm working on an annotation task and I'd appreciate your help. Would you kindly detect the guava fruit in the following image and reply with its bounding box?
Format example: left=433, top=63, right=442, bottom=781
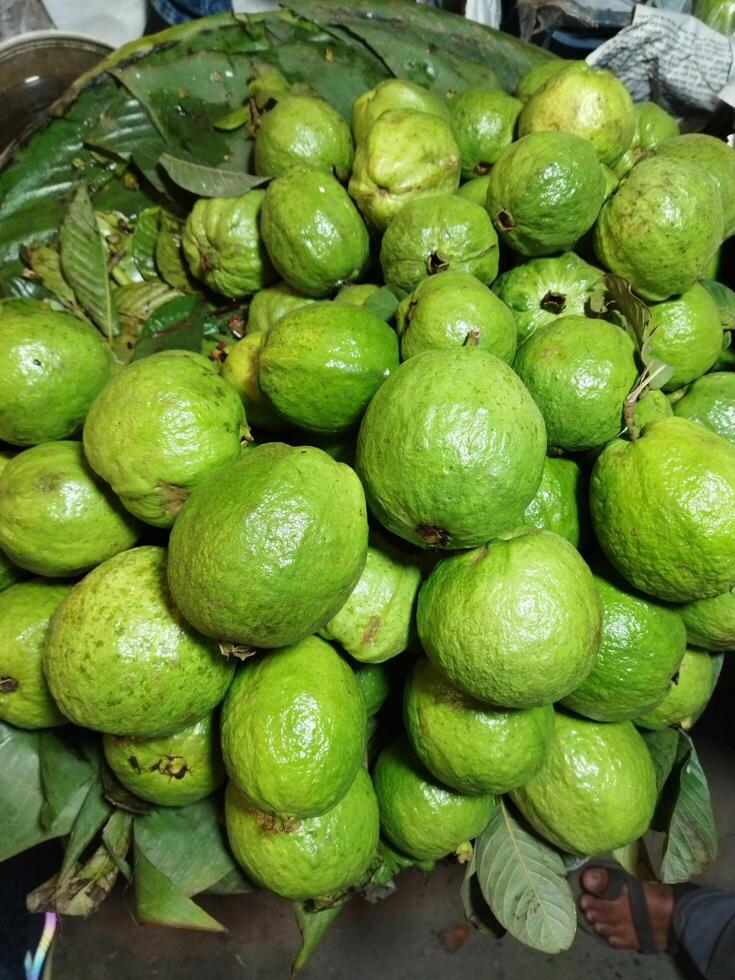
left=254, top=95, right=354, bottom=181
left=654, top=134, right=735, bottom=238
left=518, top=63, right=635, bottom=167
left=355, top=348, right=546, bottom=549
left=0, top=452, right=26, bottom=593
left=319, top=534, right=422, bottom=664
left=246, top=281, right=316, bottom=335
left=261, top=166, right=369, bottom=296
left=0, top=441, right=139, bottom=578
left=590, top=417, right=735, bottom=601
left=168, top=443, right=368, bottom=647
left=102, top=712, right=225, bottom=806
left=225, top=767, right=379, bottom=901
left=334, top=283, right=381, bottom=306
left=486, top=132, right=606, bottom=256
left=515, top=60, right=573, bottom=102
left=380, top=195, right=499, bottom=291
left=673, top=372, right=735, bottom=444
left=83, top=350, right=246, bottom=527
left=373, top=738, right=495, bottom=861
left=222, top=636, right=366, bottom=818
left=696, top=0, right=735, bottom=33
left=351, top=79, right=452, bottom=144
left=449, top=88, right=523, bottom=178
left=511, top=712, right=656, bottom=854
left=404, top=660, right=554, bottom=795
left=220, top=334, right=284, bottom=431
left=348, top=110, right=461, bottom=231
left=417, top=528, right=601, bottom=708
left=613, top=102, right=679, bottom=178
left=645, top=284, right=723, bottom=390
left=635, top=390, right=673, bottom=430
left=352, top=661, right=392, bottom=716
left=514, top=315, right=638, bottom=452
left=593, top=156, right=723, bottom=301
left=396, top=270, right=516, bottom=363
left=259, top=302, right=399, bottom=433
left=182, top=190, right=275, bottom=298
left=520, top=456, right=585, bottom=547
left=0, top=299, right=113, bottom=446
left=491, top=251, right=604, bottom=344
left=680, top=589, right=735, bottom=651
left=562, top=567, right=687, bottom=722
left=634, top=649, right=722, bottom=730
left=456, top=174, right=492, bottom=206
left=0, top=580, right=71, bottom=729
left=44, top=546, right=234, bottom=736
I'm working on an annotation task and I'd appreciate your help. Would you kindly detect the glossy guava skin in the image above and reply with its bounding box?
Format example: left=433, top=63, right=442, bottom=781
left=512, top=712, right=657, bottom=855
left=254, top=95, right=354, bottom=181
left=613, top=101, right=679, bottom=178
left=225, top=766, right=380, bottom=901
left=396, top=270, right=516, bottom=364
left=486, top=132, right=606, bottom=256
left=654, top=134, right=735, bottom=238
left=351, top=78, right=452, bottom=144
left=513, top=315, right=638, bottom=452
left=673, top=372, right=735, bottom=444
left=182, top=190, right=275, bottom=298
left=562, top=569, right=687, bottom=722
left=0, top=299, right=114, bottom=447
left=515, top=60, right=574, bottom=102
left=373, top=738, right=495, bottom=861
left=348, top=110, right=461, bottom=232
left=221, top=636, right=366, bottom=818
left=449, top=88, right=523, bottom=178
left=259, top=302, right=400, bottom=433
left=404, top=659, right=555, bottom=795
left=220, top=334, right=284, bottom=432
left=380, top=195, right=499, bottom=292
left=0, top=441, right=140, bottom=578
left=456, top=174, right=491, bottom=206
left=646, top=284, right=723, bottom=391
left=355, top=348, right=546, bottom=549
left=352, top=660, right=392, bottom=716
left=334, top=283, right=381, bottom=306
left=44, top=546, right=234, bottom=737
left=634, top=649, right=722, bottom=730
left=520, top=456, right=585, bottom=547
left=593, top=156, right=724, bottom=301
left=0, top=452, right=27, bottom=592
left=681, top=589, right=735, bottom=651
left=492, top=251, right=604, bottom=344
left=319, top=536, right=422, bottom=664
left=696, top=0, right=735, bottom=33
left=246, top=281, right=316, bottom=335
left=0, top=580, right=71, bottom=729
left=635, top=390, right=673, bottom=429
left=102, top=712, right=225, bottom=806
left=260, top=166, right=369, bottom=297
left=590, top=417, right=735, bottom=601
left=168, top=443, right=368, bottom=647
left=83, top=350, right=246, bottom=528
left=417, top=528, right=601, bottom=708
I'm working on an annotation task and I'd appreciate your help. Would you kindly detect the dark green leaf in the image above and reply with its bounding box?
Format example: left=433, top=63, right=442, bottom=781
left=133, top=293, right=205, bottom=360
left=21, top=243, right=80, bottom=311
left=1, top=275, right=59, bottom=303
left=159, top=153, right=267, bottom=198
left=204, top=865, right=256, bottom=895
left=39, top=727, right=101, bottom=833
left=102, top=809, right=135, bottom=879
left=85, top=92, right=161, bottom=163
left=155, top=215, right=193, bottom=291
left=699, top=278, right=735, bottom=330
left=92, top=176, right=159, bottom=220
left=101, top=758, right=153, bottom=815
left=60, top=780, right=112, bottom=877
left=113, top=279, right=183, bottom=361
left=134, top=843, right=226, bottom=931
left=60, top=184, right=119, bottom=338
left=291, top=901, right=344, bottom=976
left=132, top=207, right=162, bottom=280
left=643, top=728, right=680, bottom=795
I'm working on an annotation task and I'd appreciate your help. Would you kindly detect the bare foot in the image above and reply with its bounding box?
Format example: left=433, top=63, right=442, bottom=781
left=579, top=867, right=674, bottom=951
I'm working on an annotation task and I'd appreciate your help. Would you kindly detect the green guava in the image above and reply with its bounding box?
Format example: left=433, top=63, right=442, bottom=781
left=673, top=372, right=735, bottom=444
left=396, top=270, right=516, bottom=364
left=456, top=174, right=492, bottom=206
left=0, top=452, right=26, bottom=593
left=695, top=0, right=735, bottom=33
left=355, top=348, right=546, bottom=549
left=254, top=95, right=354, bottom=181
left=590, top=417, right=735, bottom=601
left=635, top=390, right=673, bottom=430
left=259, top=302, right=399, bottom=433
left=352, top=660, right=392, bottom=716
left=613, top=102, right=679, bottom=178
left=351, top=79, right=452, bottom=144
left=182, top=190, right=275, bottom=298
left=515, top=60, right=574, bottom=102
left=44, top=546, right=234, bottom=736
left=486, top=132, right=606, bottom=256
left=0, top=299, right=113, bottom=446
left=220, top=333, right=284, bottom=431
left=449, top=88, right=523, bottom=178
left=334, top=283, right=381, bottom=306
left=404, top=659, right=554, bottom=795
left=168, top=443, right=368, bottom=647
left=680, top=588, right=735, bottom=651
left=380, top=195, right=499, bottom=292
left=246, top=281, right=316, bottom=335
left=417, top=528, right=601, bottom=708
left=511, top=712, right=656, bottom=854
left=348, top=110, right=461, bottom=231
left=634, top=649, right=722, bottom=730
left=646, top=284, right=723, bottom=390
left=655, top=134, right=735, bottom=237
left=84, top=350, right=246, bottom=527
left=520, top=456, right=585, bottom=548
left=261, top=166, right=369, bottom=296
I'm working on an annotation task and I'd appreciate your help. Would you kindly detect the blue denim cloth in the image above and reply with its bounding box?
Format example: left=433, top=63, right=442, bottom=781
left=151, top=0, right=232, bottom=25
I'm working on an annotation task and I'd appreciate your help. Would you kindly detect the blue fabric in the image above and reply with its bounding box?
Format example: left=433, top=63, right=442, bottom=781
left=674, top=885, right=735, bottom=980
left=151, top=0, right=232, bottom=25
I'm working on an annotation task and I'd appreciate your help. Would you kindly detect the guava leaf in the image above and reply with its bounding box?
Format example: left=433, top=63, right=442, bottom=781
left=642, top=728, right=680, bottom=795
left=214, top=105, right=252, bottom=131
left=604, top=274, right=650, bottom=348
left=102, top=809, right=134, bottom=880
left=204, top=866, right=256, bottom=894
left=363, top=284, right=407, bottom=323
left=158, top=154, right=268, bottom=198
left=132, top=207, right=161, bottom=281
left=134, top=844, right=226, bottom=932
left=85, top=92, right=162, bottom=164
left=20, top=243, right=80, bottom=312
left=60, top=780, right=112, bottom=877
left=155, top=215, right=194, bottom=291
left=475, top=800, right=576, bottom=954
left=100, top=758, right=153, bottom=815
left=114, top=279, right=184, bottom=362
left=60, top=183, right=119, bottom=339
left=699, top=278, right=735, bottom=330
left=39, top=727, right=101, bottom=833
left=460, top=851, right=506, bottom=939
left=291, top=900, right=345, bottom=976
left=133, top=293, right=205, bottom=360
